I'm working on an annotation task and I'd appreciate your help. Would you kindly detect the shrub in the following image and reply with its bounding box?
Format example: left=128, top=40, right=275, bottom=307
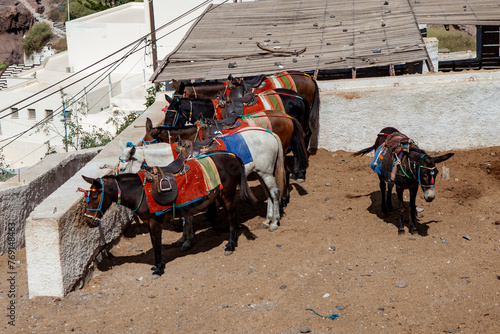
left=427, top=27, right=476, bottom=52
left=52, top=37, right=68, bottom=53
left=23, top=22, right=53, bottom=58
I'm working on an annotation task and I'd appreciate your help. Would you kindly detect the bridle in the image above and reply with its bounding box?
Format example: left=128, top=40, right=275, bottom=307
left=398, top=153, right=437, bottom=188
left=81, top=178, right=105, bottom=227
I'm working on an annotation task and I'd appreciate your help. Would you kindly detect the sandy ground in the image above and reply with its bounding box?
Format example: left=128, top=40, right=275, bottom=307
left=1, top=146, right=499, bottom=334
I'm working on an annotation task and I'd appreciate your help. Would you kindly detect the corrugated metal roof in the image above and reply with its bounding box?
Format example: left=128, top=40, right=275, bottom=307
left=151, top=0, right=430, bottom=82
left=410, top=0, right=500, bottom=25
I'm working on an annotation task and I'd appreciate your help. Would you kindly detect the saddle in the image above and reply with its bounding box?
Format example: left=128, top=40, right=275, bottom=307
left=176, top=138, right=218, bottom=158
left=379, top=132, right=416, bottom=181
left=144, top=158, right=190, bottom=206
left=244, top=74, right=267, bottom=88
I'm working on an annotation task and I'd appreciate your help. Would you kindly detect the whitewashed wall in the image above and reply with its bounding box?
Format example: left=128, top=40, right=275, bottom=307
left=66, top=3, right=149, bottom=74
left=318, top=69, right=500, bottom=153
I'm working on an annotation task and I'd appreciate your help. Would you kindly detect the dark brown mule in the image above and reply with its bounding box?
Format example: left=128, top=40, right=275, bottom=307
left=172, top=80, right=226, bottom=99
left=353, top=127, right=454, bottom=235
left=226, top=71, right=320, bottom=144
left=81, top=152, right=257, bottom=277
left=142, top=118, right=201, bottom=145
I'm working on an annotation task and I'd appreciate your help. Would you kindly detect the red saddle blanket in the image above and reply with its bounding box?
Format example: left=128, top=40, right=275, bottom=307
left=138, top=156, right=221, bottom=215
left=253, top=71, right=297, bottom=93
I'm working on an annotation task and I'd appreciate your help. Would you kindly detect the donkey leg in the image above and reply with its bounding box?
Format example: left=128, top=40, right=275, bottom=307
left=387, top=183, right=394, bottom=210
left=176, top=217, right=194, bottom=251
left=408, top=187, right=419, bottom=235
left=379, top=176, right=388, bottom=214
left=293, top=155, right=306, bottom=182
left=396, top=187, right=406, bottom=235
left=147, top=219, right=165, bottom=277
left=224, top=201, right=238, bottom=256
left=261, top=175, right=281, bottom=232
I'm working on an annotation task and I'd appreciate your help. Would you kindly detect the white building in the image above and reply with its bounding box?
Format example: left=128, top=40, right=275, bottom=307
left=0, top=1, right=239, bottom=170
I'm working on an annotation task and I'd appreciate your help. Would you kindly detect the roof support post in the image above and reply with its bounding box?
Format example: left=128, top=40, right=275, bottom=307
left=148, top=0, right=158, bottom=72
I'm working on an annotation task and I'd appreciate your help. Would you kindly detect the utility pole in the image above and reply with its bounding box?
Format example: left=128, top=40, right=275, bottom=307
left=62, top=100, right=68, bottom=152
left=148, top=0, right=158, bottom=71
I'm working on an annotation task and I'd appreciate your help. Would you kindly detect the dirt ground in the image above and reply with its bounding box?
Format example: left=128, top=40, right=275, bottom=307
left=1, top=146, right=499, bottom=334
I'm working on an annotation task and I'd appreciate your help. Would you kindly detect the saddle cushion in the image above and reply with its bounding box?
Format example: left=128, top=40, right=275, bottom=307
left=370, top=144, right=392, bottom=179
left=138, top=156, right=221, bottom=215
left=240, top=111, right=274, bottom=131
left=220, top=132, right=253, bottom=165
left=256, top=90, right=286, bottom=113
left=253, top=71, right=297, bottom=93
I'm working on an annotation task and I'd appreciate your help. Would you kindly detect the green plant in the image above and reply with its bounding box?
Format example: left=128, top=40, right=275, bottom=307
left=0, top=149, right=13, bottom=181
left=43, top=141, right=58, bottom=157
left=427, top=27, right=476, bottom=52
left=23, top=22, right=53, bottom=58
left=107, top=110, right=140, bottom=135
left=144, top=83, right=164, bottom=109
left=0, top=62, right=9, bottom=72
left=52, top=37, right=67, bottom=53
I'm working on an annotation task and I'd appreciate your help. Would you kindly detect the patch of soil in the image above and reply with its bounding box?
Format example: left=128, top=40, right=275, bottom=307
left=1, top=147, right=499, bottom=333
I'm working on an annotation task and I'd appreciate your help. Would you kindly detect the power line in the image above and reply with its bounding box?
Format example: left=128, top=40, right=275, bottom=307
left=0, top=0, right=214, bottom=117
left=0, top=0, right=229, bottom=149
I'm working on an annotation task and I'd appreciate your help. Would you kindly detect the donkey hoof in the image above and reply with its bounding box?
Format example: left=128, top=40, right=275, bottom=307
left=411, top=229, right=418, bottom=235
left=152, top=273, right=161, bottom=279
left=260, top=222, right=270, bottom=229
left=181, top=243, right=192, bottom=252
left=296, top=178, right=305, bottom=184
left=224, top=250, right=234, bottom=256
left=268, top=224, right=279, bottom=232
left=398, top=230, right=405, bottom=235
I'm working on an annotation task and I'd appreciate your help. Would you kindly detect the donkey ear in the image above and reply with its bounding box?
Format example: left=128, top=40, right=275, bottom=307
left=119, top=139, right=127, bottom=152
left=179, top=82, right=185, bottom=91
left=228, top=74, right=233, bottom=81
left=82, top=175, right=94, bottom=184
left=432, top=152, right=454, bottom=164
left=172, top=79, right=179, bottom=89
left=146, top=117, right=153, bottom=133
left=165, top=94, right=173, bottom=103
left=175, top=135, right=181, bottom=143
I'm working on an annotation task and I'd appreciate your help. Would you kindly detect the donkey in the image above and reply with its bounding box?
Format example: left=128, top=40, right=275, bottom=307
left=353, top=127, right=454, bottom=234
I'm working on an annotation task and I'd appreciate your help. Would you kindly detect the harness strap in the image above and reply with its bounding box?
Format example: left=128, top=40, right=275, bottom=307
left=114, top=179, right=122, bottom=205
left=132, top=177, right=147, bottom=212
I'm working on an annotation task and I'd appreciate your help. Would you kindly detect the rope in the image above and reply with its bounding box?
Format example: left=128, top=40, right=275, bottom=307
left=305, top=308, right=339, bottom=320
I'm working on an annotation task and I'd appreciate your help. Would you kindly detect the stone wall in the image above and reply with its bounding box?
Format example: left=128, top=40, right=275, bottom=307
left=25, top=102, right=165, bottom=298
left=0, top=148, right=100, bottom=255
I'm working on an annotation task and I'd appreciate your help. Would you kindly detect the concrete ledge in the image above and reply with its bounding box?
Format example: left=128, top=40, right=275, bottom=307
left=25, top=102, right=165, bottom=298
left=318, top=69, right=500, bottom=153
left=0, top=148, right=100, bottom=255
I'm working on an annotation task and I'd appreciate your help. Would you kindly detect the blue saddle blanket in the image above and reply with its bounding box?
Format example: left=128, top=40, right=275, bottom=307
left=221, top=133, right=253, bottom=165
left=370, top=145, right=390, bottom=178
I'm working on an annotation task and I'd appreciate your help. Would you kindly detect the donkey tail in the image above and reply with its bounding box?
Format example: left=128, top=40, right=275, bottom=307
left=309, top=78, right=320, bottom=132
left=352, top=144, right=377, bottom=156
left=290, top=117, right=309, bottom=170
left=270, top=131, right=286, bottom=205
left=234, top=154, right=258, bottom=205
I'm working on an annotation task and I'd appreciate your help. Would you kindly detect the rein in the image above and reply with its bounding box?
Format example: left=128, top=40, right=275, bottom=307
left=397, top=154, right=436, bottom=187
left=83, top=178, right=104, bottom=226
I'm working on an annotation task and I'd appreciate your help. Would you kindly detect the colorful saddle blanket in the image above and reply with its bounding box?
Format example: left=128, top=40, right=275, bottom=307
left=138, top=156, right=221, bottom=215
left=253, top=71, right=297, bottom=93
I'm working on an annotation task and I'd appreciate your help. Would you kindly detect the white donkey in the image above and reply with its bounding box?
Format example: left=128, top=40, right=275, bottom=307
left=117, top=128, right=286, bottom=248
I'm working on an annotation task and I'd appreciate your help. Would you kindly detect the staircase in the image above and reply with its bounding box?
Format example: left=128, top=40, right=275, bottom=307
left=20, top=0, right=66, bottom=38
left=0, top=64, right=37, bottom=91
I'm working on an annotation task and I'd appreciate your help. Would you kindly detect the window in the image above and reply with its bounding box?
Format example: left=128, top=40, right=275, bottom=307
left=28, top=108, right=36, bottom=120
left=45, top=109, right=53, bottom=118
left=63, top=111, right=71, bottom=122
left=11, top=108, right=18, bottom=119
